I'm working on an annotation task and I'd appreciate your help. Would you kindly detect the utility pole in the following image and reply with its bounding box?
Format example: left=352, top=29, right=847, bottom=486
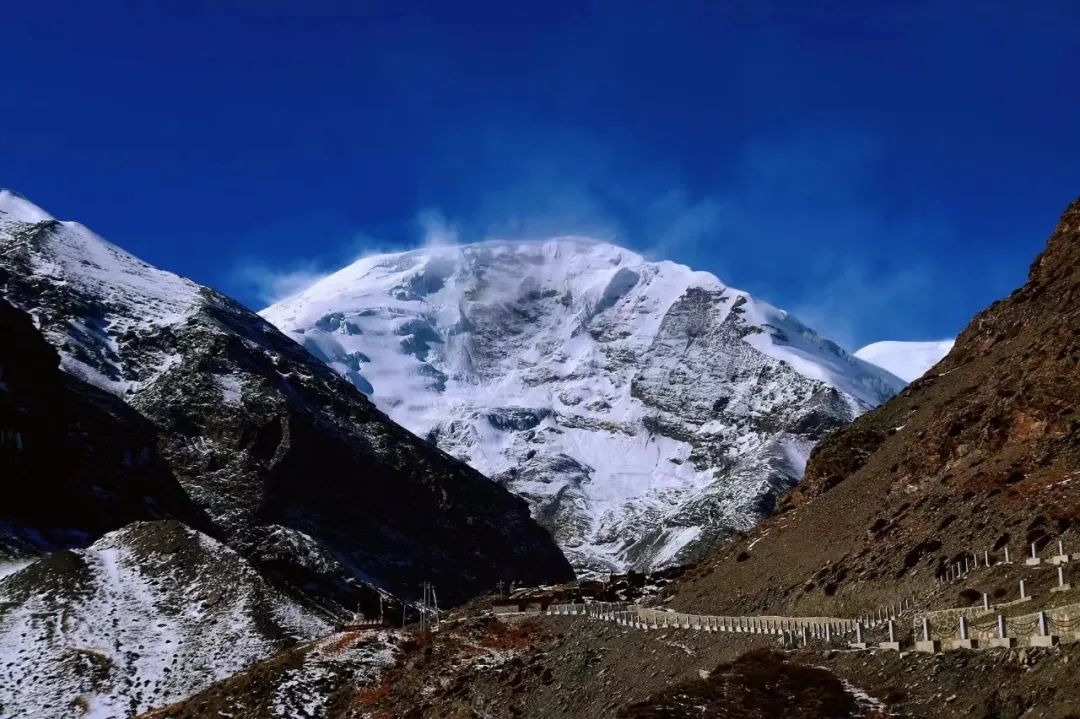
left=417, top=582, right=441, bottom=633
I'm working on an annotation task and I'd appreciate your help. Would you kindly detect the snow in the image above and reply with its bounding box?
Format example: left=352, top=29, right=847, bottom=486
left=0, top=193, right=201, bottom=397
left=0, top=559, right=30, bottom=580
left=215, top=373, right=245, bottom=406
left=271, top=631, right=400, bottom=719
left=854, top=339, right=955, bottom=383
left=0, top=524, right=332, bottom=719
left=0, top=188, right=54, bottom=223
left=263, top=238, right=905, bottom=572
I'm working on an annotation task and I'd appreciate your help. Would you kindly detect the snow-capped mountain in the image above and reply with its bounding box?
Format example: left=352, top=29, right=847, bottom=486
left=854, top=340, right=955, bottom=383
left=0, top=189, right=573, bottom=604
left=263, top=239, right=906, bottom=573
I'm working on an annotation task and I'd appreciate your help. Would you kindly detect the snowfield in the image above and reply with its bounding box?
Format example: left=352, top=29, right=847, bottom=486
left=264, top=239, right=906, bottom=572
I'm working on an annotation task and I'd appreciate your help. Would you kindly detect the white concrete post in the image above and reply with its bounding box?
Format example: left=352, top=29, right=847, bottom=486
left=1020, top=580, right=1027, bottom=599
left=1059, top=565, right=1067, bottom=588
left=1032, top=542, right=1038, bottom=560
left=922, top=617, right=930, bottom=642
left=959, top=615, right=968, bottom=641
left=825, top=623, right=832, bottom=644
left=888, top=619, right=896, bottom=643
left=1004, top=546, right=1011, bottom=564
left=984, top=550, right=990, bottom=567
left=1039, top=611, right=1048, bottom=636
left=983, top=593, right=990, bottom=611
left=964, top=557, right=970, bottom=573
left=802, top=626, right=810, bottom=645
left=998, top=614, right=1007, bottom=639
left=1059, top=539, right=1065, bottom=557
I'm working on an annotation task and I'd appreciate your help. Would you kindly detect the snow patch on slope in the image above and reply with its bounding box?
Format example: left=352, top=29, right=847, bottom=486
left=0, top=188, right=55, bottom=223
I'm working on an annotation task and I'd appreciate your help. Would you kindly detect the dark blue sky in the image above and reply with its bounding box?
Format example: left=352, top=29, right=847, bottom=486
left=2, top=2, right=1078, bottom=348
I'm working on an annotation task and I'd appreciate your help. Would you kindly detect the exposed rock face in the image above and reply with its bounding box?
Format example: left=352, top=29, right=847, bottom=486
left=263, top=239, right=904, bottom=573
left=673, top=198, right=1080, bottom=616
left=0, top=297, right=206, bottom=562
left=0, top=521, right=333, bottom=718
left=0, top=190, right=573, bottom=603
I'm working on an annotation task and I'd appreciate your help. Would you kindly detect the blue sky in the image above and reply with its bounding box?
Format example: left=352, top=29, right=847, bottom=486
left=2, top=1, right=1078, bottom=349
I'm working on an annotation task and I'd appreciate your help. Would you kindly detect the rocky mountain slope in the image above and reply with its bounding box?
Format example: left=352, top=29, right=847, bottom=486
left=1, top=296, right=208, bottom=565
left=0, top=189, right=573, bottom=604
left=854, top=339, right=955, bottom=383
left=263, top=239, right=904, bottom=573
left=0, top=521, right=333, bottom=718
left=672, top=197, right=1080, bottom=617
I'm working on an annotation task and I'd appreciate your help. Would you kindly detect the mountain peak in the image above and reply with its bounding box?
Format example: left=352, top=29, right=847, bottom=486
left=0, top=188, right=54, bottom=224
left=263, top=238, right=905, bottom=572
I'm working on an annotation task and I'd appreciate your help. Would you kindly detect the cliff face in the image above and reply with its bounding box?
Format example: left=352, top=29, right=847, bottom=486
left=673, top=198, right=1080, bottom=616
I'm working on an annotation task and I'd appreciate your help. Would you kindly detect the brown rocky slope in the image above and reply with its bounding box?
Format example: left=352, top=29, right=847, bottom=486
left=673, top=197, right=1080, bottom=618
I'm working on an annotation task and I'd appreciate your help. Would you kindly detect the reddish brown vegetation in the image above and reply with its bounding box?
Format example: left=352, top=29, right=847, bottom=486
left=618, top=649, right=887, bottom=719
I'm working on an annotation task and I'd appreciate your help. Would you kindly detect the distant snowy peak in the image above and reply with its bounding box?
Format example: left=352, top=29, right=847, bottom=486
left=854, top=339, right=955, bottom=383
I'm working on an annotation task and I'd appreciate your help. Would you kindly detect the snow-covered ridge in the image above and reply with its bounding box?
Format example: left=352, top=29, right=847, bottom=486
left=264, top=238, right=906, bottom=572
left=0, top=190, right=201, bottom=394
left=0, top=188, right=55, bottom=223
left=854, top=339, right=955, bottom=383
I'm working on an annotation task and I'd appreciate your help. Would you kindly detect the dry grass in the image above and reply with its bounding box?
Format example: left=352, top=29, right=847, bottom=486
left=618, top=649, right=888, bottom=719
left=476, top=618, right=542, bottom=652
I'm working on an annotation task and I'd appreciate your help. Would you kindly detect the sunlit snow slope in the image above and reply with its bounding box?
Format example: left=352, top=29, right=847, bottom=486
left=264, top=239, right=905, bottom=573
left=854, top=340, right=955, bottom=383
